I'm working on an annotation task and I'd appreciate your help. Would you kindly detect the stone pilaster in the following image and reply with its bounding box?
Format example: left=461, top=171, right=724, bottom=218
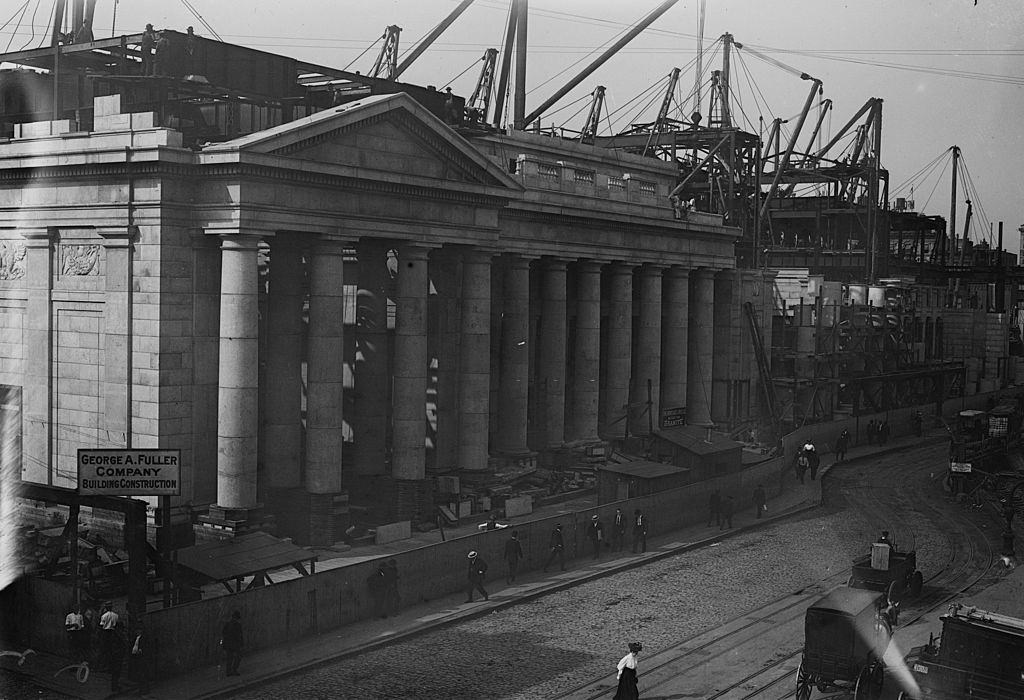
left=353, top=240, right=390, bottom=475
left=538, top=258, right=567, bottom=448
left=660, top=267, right=689, bottom=428
left=98, top=228, right=135, bottom=449
left=305, top=240, right=346, bottom=545
left=568, top=261, right=601, bottom=443
left=687, top=268, right=716, bottom=427
left=20, top=228, right=55, bottom=484
left=713, top=269, right=738, bottom=424
left=263, top=238, right=304, bottom=492
left=495, top=255, right=532, bottom=456
left=602, top=262, right=633, bottom=439
left=458, top=250, right=492, bottom=472
left=392, top=244, right=429, bottom=481
left=630, top=264, right=663, bottom=436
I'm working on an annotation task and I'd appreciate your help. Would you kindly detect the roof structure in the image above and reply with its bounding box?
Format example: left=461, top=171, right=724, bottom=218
left=655, top=426, right=741, bottom=456
left=599, top=460, right=689, bottom=479
left=176, top=531, right=317, bottom=593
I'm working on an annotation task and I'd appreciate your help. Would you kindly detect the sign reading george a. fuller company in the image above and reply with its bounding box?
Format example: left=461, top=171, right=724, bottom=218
left=78, top=449, right=181, bottom=496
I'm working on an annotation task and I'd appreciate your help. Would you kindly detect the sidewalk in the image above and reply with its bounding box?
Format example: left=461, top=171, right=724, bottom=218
left=0, top=433, right=945, bottom=700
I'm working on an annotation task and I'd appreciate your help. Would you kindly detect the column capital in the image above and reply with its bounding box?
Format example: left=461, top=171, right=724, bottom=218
left=397, top=243, right=431, bottom=261
left=204, top=223, right=273, bottom=241
left=539, top=256, right=569, bottom=270
left=311, top=237, right=348, bottom=256
left=97, top=226, right=139, bottom=247
left=461, top=248, right=493, bottom=265
left=639, top=263, right=666, bottom=276
left=606, top=261, right=637, bottom=275
left=20, top=227, right=57, bottom=245
left=665, top=265, right=690, bottom=280
left=715, top=267, right=739, bottom=280
left=574, top=259, right=604, bottom=273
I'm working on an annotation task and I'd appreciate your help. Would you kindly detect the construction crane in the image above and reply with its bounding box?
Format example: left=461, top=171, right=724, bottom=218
left=466, top=48, right=498, bottom=124
left=370, top=25, right=402, bottom=80
left=579, top=86, right=606, bottom=142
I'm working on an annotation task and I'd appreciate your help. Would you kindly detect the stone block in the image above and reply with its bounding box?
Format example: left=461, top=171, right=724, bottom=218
left=504, top=495, right=533, bottom=518
left=94, top=114, right=132, bottom=132
left=373, top=520, right=411, bottom=545
left=457, top=499, right=472, bottom=518
left=436, top=475, right=459, bottom=495
left=94, top=94, right=123, bottom=117
left=131, top=112, right=157, bottom=129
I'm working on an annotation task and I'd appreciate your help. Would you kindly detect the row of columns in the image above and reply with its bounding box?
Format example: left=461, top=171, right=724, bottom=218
left=209, top=232, right=736, bottom=535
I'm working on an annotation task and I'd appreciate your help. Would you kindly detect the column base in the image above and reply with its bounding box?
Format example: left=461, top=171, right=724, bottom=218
left=307, top=492, right=341, bottom=547
left=487, top=451, right=538, bottom=472
left=394, top=478, right=436, bottom=523
left=266, top=487, right=308, bottom=544
left=194, top=504, right=274, bottom=543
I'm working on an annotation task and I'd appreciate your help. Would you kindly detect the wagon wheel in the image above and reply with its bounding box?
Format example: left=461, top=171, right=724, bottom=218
left=794, top=661, right=813, bottom=700
left=909, top=570, right=923, bottom=597
left=854, top=663, right=884, bottom=700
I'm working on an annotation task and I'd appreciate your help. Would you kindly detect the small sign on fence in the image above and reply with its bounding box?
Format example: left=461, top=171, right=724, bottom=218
left=949, top=462, right=972, bottom=473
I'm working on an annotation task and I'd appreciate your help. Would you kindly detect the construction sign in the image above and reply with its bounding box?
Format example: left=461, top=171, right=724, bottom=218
left=78, top=449, right=181, bottom=495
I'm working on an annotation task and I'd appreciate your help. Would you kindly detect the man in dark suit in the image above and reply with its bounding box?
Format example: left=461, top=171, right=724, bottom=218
left=587, top=515, right=604, bottom=559
left=504, top=531, right=524, bottom=584
left=632, top=509, right=648, bottom=553
left=542, top=523, right=565, bottom=572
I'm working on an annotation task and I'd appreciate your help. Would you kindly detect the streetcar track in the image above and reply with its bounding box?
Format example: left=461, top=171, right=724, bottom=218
left=577, top=445, right=1005, bottom=700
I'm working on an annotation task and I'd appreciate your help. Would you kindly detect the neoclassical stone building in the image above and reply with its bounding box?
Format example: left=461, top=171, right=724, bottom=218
left=0, top=91, right=770, bottom=545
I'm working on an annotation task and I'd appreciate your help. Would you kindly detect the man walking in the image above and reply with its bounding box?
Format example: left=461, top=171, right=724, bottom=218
left=587, top=515, right=605, bottom=559
left=543, top=523, right=566, bottom=572
left=808, top=447, right=820, bottom=481
left=383, top=559, right=400, bottom=616
left=611, top=508, right=626, bottom=551
left=632, top=509, right=648, bottom=553
left=221, top=610, right=243, bottom=677
left=866, top=419, right=876, bottom=445
left=504, top=531, right=524, bottom=584
left=707, top=489, right=721, bottom=527
left=753, top=484, right=767, bottom=519
left=834, top=428, right=850, bottom=463
left=465, top=551, right=489, bottom=602
left=720, top=495, right=734, bottom=530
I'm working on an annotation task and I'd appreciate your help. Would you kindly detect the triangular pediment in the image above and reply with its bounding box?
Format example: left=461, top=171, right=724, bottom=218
left=205, top=92, right=518, bottom=190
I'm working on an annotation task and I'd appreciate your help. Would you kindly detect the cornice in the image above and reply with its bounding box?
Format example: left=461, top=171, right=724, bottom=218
left=0, top=159, right=511, bottom=208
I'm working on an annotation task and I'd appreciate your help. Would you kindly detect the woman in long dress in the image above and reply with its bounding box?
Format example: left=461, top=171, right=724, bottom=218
left=613, top=641, right=642, bottom=700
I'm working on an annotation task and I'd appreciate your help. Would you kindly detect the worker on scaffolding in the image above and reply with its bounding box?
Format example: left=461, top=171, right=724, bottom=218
left=140, top=24, right=157, bottom=76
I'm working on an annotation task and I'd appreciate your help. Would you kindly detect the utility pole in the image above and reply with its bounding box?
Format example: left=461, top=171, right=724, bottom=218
left=949, top=145, right=959, bottom=267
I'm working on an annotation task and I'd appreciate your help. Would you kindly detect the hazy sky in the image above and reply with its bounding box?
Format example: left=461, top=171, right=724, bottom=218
left=4, top=0, right=1023, bottom=252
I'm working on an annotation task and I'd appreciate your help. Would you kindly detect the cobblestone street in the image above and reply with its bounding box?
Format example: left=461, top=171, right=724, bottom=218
left=230, top=444, right=964, bottom=700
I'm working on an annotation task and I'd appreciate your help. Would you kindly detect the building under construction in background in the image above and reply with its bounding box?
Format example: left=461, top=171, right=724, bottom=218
left=2, top=0, right=1024, bottom=678
left=0, top=0, right=1022, bottom=579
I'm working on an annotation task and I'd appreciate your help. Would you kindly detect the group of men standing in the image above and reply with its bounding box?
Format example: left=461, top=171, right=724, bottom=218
left=581, top=509, right=650, bottom=561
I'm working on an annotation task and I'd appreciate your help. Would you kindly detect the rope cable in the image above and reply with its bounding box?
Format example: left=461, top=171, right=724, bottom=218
left=17, top=0, right=41, bottom=51
left=3, top=1, right=30, bottom=53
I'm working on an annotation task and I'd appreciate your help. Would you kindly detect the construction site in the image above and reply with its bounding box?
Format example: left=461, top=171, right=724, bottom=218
left=1, top=0, right=1023, bottom=672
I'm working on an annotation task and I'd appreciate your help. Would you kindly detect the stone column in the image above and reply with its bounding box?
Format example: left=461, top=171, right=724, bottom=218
left=661, top=267, right=689, bottom=426
left=538, top=258, right=568, bottom=448
left=431, top=248, right=461, bottom=473
left=630, top=264, right=663, bottom=436
left=305, top=240, right=346, bottom=546
left=458, top=250, right=492, bottom=472
left=263, top=238, right=304, bottom=503
left=211, top=233, right=262, bottom=518
left=98, top=228, right=134, bottom=449
left=602, top=262, right=633, bottom=439
left=353, top=240, right=389, bottom=475
left=569, top=261, right=601, bottom=443
left=687, top=268, right=716, bottom=427
left=21, top=228, right=54, bottom=484
left=392, top=244, right=429, bottom=481
left=495, top=255, right=532, bottom=456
